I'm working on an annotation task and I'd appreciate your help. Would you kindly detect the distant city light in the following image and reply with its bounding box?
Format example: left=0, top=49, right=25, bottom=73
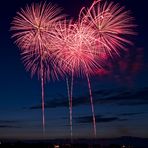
left=54, top=144, right=60, bottom=148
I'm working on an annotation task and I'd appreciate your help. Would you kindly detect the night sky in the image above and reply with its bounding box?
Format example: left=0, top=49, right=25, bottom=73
left=0, top=0, right=148, bottom=140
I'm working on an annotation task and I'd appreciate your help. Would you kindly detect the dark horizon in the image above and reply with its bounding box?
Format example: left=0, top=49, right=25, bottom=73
left=0, top=136, right=148, bottom=148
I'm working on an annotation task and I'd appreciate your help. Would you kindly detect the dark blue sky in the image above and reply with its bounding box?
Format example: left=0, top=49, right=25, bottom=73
left=0, top=0, right=148, bottom=139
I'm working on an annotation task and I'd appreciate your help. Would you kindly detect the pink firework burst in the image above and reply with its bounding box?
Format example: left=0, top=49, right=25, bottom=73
left=80, top=0, right=136, bottom=56
left=51, top=19, right=77, bottom=140
left=54, top=20, right=101, bottom=76
left=52, top=19, right=103, bottom=138
left=11, top=2, right=65, bottom=134
left=77, top=0, right=136, bottom=137
left=11, top=2, right=64, bottom=51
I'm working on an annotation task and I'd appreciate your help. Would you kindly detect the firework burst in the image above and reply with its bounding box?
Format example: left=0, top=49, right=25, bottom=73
left=10, top=0, right=136, bottom=139
left=80, top=0, right=136, bottom=57
left=76, top=0, right=136, bottom=137
left=54, top=21, right=101, bottom=76
left=52, top=19, right=102, bottom=138
left=11, top=2, right=65, bottom=134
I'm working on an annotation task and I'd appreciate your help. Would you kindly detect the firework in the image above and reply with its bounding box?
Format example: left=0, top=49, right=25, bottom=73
left=11, top=2, right=65, bottom=134
left=80, top=0, right=135, bottom=57
left=76, top=0, right=136, bottom=137
left=52, top=19, right=102, bottom=138
left=51, top=19, right=75, bottom=140
left=10, top=0, right=136, bottom=139
left=54, top=22, right=101, bottom=76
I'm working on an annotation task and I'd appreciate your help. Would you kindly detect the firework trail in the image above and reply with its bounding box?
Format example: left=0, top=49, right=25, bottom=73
left=11, top=2, right=65, bottom=134
left=53, top=19, right=102, bottom=138
left=66, top=73, right=73, bottom=141
left=77, top=0, right=136, bottom=137
left=52, top=20, right=75, bottom=140
left=86, top=73, right=96, bottom=137
left=68, top=71, right=74, bottom=141
left=66, top=78, right=72, bottom=139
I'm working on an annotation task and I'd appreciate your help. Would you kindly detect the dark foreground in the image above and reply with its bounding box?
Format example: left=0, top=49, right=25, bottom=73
left=0, top=143, right=141, bottom=148
left=0, top=143, right=147, bottom=148
left=0, top=137, right=148, bottom=148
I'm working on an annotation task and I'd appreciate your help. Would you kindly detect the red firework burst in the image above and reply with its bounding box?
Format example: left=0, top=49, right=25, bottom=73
left=77, top=0, right=136, bottom=137
left=11, top=2, right=65, bottom=134
left=52, top=19, right=103, bottom=138
left=80, top=0, right=136, bottom=56
left=11, top=2, right=64, bottom=51
left=10, top=0, right=136, bottom=139
left=53, top=20, right=102, bottom=77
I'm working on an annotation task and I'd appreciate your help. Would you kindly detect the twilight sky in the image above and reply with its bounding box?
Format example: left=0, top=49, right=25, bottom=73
left=0, top=0, right=148, bottom=139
